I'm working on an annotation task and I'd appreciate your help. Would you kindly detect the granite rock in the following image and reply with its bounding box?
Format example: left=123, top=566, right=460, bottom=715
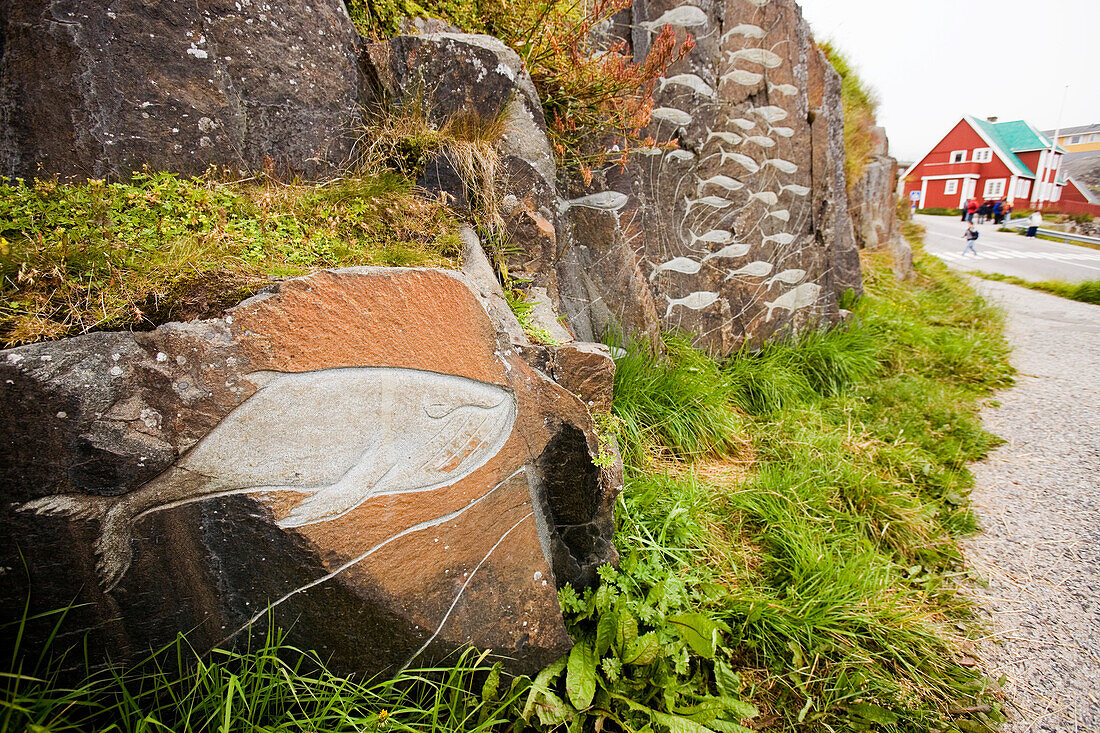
left=0, top=0, right=371, bottom=179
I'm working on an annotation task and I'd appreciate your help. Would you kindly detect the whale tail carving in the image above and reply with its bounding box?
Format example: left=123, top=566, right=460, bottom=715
left=18, top=494, right=132, bottom=591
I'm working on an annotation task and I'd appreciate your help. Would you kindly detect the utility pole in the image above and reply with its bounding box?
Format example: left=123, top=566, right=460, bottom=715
left=1038, top=84, right=1069, bottom=211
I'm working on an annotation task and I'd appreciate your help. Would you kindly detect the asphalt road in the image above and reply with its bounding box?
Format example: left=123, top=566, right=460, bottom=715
left=916, top=214, right=1100, bottom=282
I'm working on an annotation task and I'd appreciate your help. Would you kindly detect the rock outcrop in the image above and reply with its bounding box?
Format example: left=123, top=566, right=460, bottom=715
left=0, top=0, right=904, bottom=673
left=850, top=126, right=899, bottom=250
left=0, top=266, right=619, bottom=676
left=552, top=0, right=863, bottom=352
left=0, top=0, right=370, bottom=179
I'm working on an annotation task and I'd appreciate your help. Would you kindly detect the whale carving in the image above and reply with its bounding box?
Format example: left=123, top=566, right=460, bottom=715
left=19, top=367, right=517, bottom=590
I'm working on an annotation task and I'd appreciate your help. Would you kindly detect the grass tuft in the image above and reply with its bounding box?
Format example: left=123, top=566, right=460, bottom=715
left=967, top=271, right=1100, bottom=305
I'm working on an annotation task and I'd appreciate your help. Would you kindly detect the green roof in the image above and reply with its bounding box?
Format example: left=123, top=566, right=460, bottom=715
left=967, top=117, right=1067, bottom=178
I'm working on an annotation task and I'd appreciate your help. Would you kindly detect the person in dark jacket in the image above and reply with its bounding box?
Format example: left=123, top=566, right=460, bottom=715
left=962, top=222, right=980, bottom=255
left=993, top=199, right=1005, bottom=225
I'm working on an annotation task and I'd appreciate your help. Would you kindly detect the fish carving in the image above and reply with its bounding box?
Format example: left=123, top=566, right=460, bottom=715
left=652, top=107, right=694, bottom=126
left=640, top=5, right=709, bottom=30
left=720, top=23, right=765, bottom=42
left=726, top=48, right=782, bottom=68
left=764, top=158, right=798, bottom=174
left=650, top=256, right=704, bottom=280
left=768, top=209, right=791, bottom=222
left=705, top=128, right=743, bottom=146
left=697, top=175, right=744, bottom=194
left=744, top=135, right=777, bottom=148
left=665, top=291, right=721, bottom=317
left=751, top=105, right=789, bottom=124
left=764, top=283, right=821, bottom=318
left=659, top=73, right=716, bottom=98
left=781, top=184, right=811, bottom=196
left=763, top=232, right=796, bottom=246
left=684, top=194, right=734, bottom=214
left=19, top=367, right=517, bottom=590
left=559, top=191, right=629, bottom=213
left=690, top=230, right=735, bottom=247
left=748, top=191, right=779, bottom=206
left=765, top=268, right=807, bottom=287
left=719, top=70, right=764, bottom=87
left=717, top=151, right=760, bottom=173
left=702, top=243, right=752, bottom=261
left=666, top=149, right=697, bottom=163
left=768, top=83, right=799, bottom=97
left=725, top=261, right=773, bottom=279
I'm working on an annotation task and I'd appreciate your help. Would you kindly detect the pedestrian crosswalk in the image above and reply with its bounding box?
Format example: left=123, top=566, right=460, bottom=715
left=937, top=250, right=1100, bottom=263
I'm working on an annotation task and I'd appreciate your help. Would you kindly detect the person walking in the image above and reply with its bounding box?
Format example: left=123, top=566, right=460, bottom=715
left=962, top=222, right=980, bottom=255
left=993, top=199, right=1005, bottom=225
left=978, top=201, right=990, bottom=224
left=966, top=198, right=979, bottom=223
left=1026, top=211, right=1042, bottom=238
left=961, top=199, right=970, bottom=221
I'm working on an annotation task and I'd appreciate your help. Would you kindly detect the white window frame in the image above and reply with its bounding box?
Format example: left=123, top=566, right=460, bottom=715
left=1016, top=179, right=1031, bottom=199
left=1071, top=135, right=1081, bottom=144
left=944, top=179, right=958, bottom=195
left=973, top=148, right=993, bottom=163
left=983, top=178, right=1005, bottom=198
left=949, top=150, right=967, bottom=164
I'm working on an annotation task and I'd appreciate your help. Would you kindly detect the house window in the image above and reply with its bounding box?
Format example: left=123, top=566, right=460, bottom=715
left=984, top=178, right=1005, bottom=198
left=973, top=148, right=993, bottom=163
left=1071, top=135, right=1081, bottom=144
left=949, top=150, right=966, bottom=163
left=944, top=180, right=958, bottom=195
left=1016, top=179, right=1031, bottom=198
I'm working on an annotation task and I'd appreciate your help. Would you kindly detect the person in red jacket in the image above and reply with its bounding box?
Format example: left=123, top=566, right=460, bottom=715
left=966, top=198, right=979, bottom=223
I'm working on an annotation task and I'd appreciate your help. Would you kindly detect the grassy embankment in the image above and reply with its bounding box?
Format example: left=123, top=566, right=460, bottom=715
left=5, top=223, right=1015, bottom=732
left=966, top=271, right=1100, bottom=305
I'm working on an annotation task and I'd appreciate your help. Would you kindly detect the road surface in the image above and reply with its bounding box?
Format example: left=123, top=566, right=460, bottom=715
left=962, top=278, right=1100, bottom=732
left=916, top=214, right=1100, bottom=282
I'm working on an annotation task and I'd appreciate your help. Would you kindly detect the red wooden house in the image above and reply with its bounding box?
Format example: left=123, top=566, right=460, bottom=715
left=902, top=116, right=1067, bottom=210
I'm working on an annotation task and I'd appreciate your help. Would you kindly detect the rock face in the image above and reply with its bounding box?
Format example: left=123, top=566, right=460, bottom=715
left=0, top=267, right=620, bottom=675
left=850, top=126, right=899, bottom=250
left=550, top=0, right=863, bottom=353
left=0, top=0, right=369, bottom=179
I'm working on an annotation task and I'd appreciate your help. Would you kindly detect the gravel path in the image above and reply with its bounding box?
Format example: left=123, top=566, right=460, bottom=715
left=961, top=279, right=1100, bottom=731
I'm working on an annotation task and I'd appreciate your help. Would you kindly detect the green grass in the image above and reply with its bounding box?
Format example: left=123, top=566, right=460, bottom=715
left=967, top=271, right=1100, bottom=305
left=3, top=233, right=1015, bottom=732
left=553, top=239, right=1013, bottom=731
left=915, top=208, right=962, bottom=217
left=3, top=606, right=520, bottom=733
left=0, top=171, right=464, bottom=346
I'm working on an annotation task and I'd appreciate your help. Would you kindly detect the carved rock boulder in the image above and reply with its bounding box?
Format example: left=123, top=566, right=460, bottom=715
left=558, top=0, right=863, bottom=352
left=0, top=267, right=619, bottom=675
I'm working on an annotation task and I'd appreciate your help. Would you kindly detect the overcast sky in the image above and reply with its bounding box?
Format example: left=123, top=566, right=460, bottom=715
left=795, top=0, right=1100, bottom=163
